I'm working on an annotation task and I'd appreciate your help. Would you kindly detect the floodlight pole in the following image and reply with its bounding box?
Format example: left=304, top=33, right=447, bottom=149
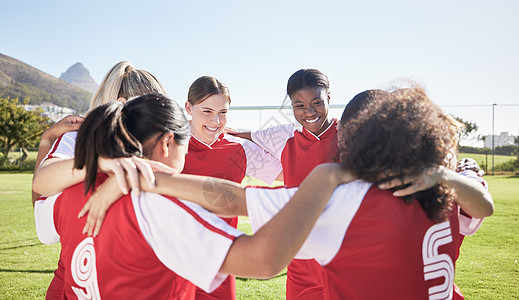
left=492, top=103, right=496, bottom=176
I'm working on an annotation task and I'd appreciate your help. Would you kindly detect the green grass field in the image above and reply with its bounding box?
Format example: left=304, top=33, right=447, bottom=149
left=1, top=173, right=517, bottom=299
left=6, top=150, right=512, bottom=166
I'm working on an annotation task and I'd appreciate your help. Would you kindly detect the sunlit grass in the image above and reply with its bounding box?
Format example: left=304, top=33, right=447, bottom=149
left=1, top=173, right=517, bottom=298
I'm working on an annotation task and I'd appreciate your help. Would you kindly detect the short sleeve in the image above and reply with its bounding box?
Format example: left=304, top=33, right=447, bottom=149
left=132, top=192, right=244, bottom=293
left=250, top=124, right=297, bottom=160
left=458, top=213, right=484, bottom=236
left=246, top=186, right=297, bottom=233
left=246, top=181, right=372, bottom=266
left=458, top=170, right=488, bottom=190
left=236, top=138, right=282, bottom=185
left=34, top=194, right=61, bottom=245
left=44, top=131, right=77, bottom=163
left=457, top=170, right=488, bottom=236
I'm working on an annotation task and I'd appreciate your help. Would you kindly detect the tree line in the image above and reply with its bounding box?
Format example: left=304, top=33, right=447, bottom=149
left=0, top=97, right=52, bottom=167
left=1, top=97, right=518, bottom=172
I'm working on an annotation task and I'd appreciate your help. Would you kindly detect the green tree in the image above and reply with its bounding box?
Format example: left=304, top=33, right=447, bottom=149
left=453, top=116, right=479, bottom=146
left=0, top=97, right=52, bottom=163
left=513, top=137, right=519, bottom=170
left=514, top=137, right=519, bottom=158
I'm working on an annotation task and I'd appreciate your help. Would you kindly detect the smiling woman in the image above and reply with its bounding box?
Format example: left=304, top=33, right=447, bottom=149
left=287, top=69, right=332, bottom=136
left=185, top=76, right=231, bottom=144
left=226, top=68, right=339, bottom=299
left=181, top=75, right=282, bottom=300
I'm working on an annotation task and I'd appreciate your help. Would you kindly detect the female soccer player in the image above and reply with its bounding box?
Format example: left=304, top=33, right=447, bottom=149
left=183, top=75, right=282, bottom=299
left=32, top=61, right=171, bottom=300
left=183, top=75, right=281, bottom=199
left=33, top=61, right=168, bottom=204
left=81, top=87, right=493, bottom=299
left=34, top=93, right=352, bottom=299
left=232, top=68, right=338, bottom=298
left=243, top=88, right=494, bottom=299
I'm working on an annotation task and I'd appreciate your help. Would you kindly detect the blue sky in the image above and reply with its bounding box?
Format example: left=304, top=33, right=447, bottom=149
left=2, top=0, right=518, bottom=143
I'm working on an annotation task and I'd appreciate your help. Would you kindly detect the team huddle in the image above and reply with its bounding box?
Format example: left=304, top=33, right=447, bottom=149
left=31, top=62, right=493, bottom=300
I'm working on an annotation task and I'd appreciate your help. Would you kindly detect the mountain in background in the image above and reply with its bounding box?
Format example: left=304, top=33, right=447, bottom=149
left=0, top=53, right=91, bottom=113
left=59, top=62, right=98, bottom=94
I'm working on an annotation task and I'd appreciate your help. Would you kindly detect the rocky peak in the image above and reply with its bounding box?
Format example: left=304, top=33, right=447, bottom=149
left=59, top=62, right=98, bottom=94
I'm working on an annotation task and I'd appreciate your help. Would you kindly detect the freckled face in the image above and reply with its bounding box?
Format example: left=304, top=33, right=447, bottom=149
left=291, top=87, right=331, bottom=136
left=186, top=94, right=229, bottom=144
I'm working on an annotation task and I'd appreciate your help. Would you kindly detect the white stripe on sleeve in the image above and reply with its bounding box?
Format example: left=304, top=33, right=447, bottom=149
left=44, top=131, right=77, bottom=163
left=246, top=181, right=372, bottom=266
left=132, top=192, right=244, bottom=293
left=34, top=193, right=61, bottom=245
left=250, top=124, right=297, bottom=160
left=459, top=213, right=484, bottom=236
left=224, top=135, right=282, bottom=185
left=457, top=170, right=488, bottom=236
left=246, top=187, right=297, bottom=234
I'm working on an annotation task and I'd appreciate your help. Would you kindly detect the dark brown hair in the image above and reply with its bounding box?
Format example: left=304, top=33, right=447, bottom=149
left=339, top=87, right=456, bottom=222
left=75, top=93, right=190, bottom=194
left=187, top=76, right=231, bottom=105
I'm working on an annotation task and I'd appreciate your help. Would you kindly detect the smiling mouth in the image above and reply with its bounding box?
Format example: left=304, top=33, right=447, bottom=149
left=304, top=116, right=320, bottom=124
left=204, top=125, right=220, bottom=133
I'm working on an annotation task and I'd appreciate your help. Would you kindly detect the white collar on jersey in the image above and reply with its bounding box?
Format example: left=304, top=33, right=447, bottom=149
left=190, top=133, right=223, bottom=149
left=302, top=119, right=337, bottom=141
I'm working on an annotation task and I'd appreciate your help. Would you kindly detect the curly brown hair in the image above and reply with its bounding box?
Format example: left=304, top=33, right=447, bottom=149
left=338, top=87, right=456, bottom=222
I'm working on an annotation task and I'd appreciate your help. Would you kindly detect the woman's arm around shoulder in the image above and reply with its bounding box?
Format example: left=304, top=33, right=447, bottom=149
left=219, top=163, right=354, bottom=278
left=379, top=165, right=494, bottom=219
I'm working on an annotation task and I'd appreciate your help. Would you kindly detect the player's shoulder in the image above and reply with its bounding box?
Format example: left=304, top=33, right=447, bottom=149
left=333, top=180, right=373, bottom=199
left=222, top=134, right=247, bottom=146
left=257, top=123, right=300, bottom=135
left=53, top=131, right=78, bottom=148
left=224, top=134, right=268, bottom=151
left=62, top=131, right=78, bottom=139
left=137, top=192, right=211, bottom=217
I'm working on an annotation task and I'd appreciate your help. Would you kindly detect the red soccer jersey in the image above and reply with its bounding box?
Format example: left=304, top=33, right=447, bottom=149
left=181, top=133, right=281, bottom=300
left=452, top=170, right=489, bottom=300
left=251, top=120, right=338, bottom=299
left=323, top=187, right=460, bottom=300
left=34, top=174, right=242, bottom=299
left=37, top=131, right=78, bottom=300
left=246, top=183, right=462, bottom=300
left=251, top=119, right=338, bottom=187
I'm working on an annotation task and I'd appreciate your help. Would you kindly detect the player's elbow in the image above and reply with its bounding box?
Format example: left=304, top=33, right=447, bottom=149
left=473, top=193, right=494, bottom=219
left=253, top=256, right=285, bottom=279
left=32, top=174, right=44, bottom=195
left=252, top=248, right=287, bottom=279
left=32, top=169, right=53, bottom=195
left=481, top=194, right=494, bottom=217
left=486, top=198, right=494, bottom=217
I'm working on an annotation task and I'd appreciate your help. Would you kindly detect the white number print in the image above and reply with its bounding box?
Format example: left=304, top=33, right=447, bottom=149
left=422, top=221, right=454, bottom=300
left=71, top=237, right=101, bottom=300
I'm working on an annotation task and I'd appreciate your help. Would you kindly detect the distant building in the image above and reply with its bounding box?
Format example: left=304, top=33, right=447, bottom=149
left=22, top=103, right=76, bottom=123
left=483, top=132, right=516, bottom=148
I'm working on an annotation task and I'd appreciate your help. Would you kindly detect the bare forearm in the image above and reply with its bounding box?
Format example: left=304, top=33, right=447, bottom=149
left=32, top=158, right=86, bottom=197
left=32, top=133, right=58, bottom=205
left=34, top=135, right=54, bottom=173
left=221, top=164, right=353, bottom=278
left=438, top=167, right=494, bottom=218
left=144, top=173, right=247, bottom=217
